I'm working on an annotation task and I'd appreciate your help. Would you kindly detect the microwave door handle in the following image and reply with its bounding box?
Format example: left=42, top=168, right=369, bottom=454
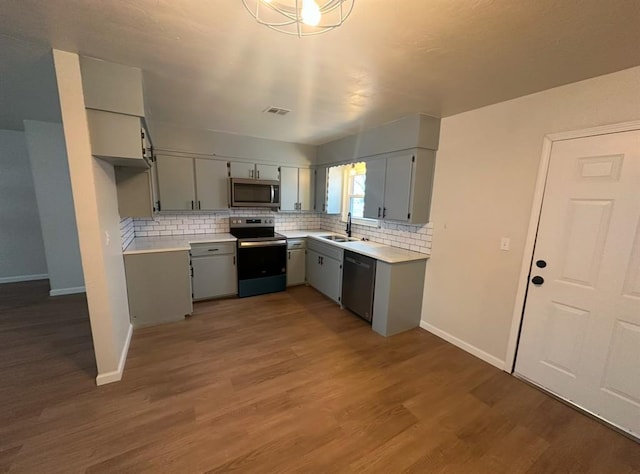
left=270, top=185, right=275, bottom=203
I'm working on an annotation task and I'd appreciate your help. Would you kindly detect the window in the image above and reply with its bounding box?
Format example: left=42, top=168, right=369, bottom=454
left=341, top=162, right=378, bottom=226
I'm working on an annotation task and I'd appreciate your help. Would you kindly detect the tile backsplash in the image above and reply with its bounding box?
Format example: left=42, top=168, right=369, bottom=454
left=121, top=210, right=432, bottom=256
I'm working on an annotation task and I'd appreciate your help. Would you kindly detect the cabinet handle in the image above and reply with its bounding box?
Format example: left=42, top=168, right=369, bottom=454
left=318, top=256, right=321, bottom=264
left=198, top=201, right=201, bottom=210
left=191, top=200, right=194, bottom=210
left=250, top=169, right=254, bottom=178
left=233, top=256, right=236, bottom=265
left=288, top=251, right=291, bottom=260
left=323, top=203, right=325, bottom=212
left=257, top=170, right=260, bottom=179
left=377, top=207, right=381, bottom=218
left=383, top=207, right=387, bottom=218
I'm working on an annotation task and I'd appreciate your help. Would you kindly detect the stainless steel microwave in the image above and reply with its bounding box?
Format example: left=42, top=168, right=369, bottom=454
left=230, top=178, right=281, bottom=208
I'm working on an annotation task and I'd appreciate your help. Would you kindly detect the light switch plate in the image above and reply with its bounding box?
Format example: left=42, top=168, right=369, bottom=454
left=500, top=237, right=510, bottom=251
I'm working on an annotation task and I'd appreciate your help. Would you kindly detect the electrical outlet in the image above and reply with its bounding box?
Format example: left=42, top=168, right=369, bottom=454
left=105, top=231, right=111, bottom=246
left=500, top=237, right=510, bottom=251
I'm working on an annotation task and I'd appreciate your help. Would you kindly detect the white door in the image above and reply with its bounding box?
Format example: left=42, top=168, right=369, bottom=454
left=255, top=164, right=280, bottom=181
left=194, top=159, right=228, bottom=210
left=229, top=161, right=255, bottom=179
left=279, top=166, right=299, bottom=211
left=298, top=168, right=314, bottom=211
left=516, top=130, right=640, bottom=437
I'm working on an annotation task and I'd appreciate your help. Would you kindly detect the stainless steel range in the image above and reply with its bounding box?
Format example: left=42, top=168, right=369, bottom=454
left=230, top=217, right=287, bottom=298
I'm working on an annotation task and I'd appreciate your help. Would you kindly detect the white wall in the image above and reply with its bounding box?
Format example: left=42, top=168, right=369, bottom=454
left=0, top=129, right=48, bottom=282
left=148, top=120, right=317, bottom=167
left=421, top=66, right=640, bottom=368
left=53, top=49, right=132, bottom=385
left=23, top=120, right=84, bottom=295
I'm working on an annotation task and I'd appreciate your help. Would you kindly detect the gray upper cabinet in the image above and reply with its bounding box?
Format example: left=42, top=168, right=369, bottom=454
left=86, top=109, right=149, bottom=168
left=156, top=155, right=196, bottom=211
left=115, top=167, right=154, bottom=218
left=156, top=155, right=232, bottom=212
left=383, top=154, right=413, bottom=221
left=280, top=167, right=314, bottom=211
left=363, top=159, right=386, bottom=219
left=195, top=159, right=228, bottom=210
left=362, top=149, right=435, bottom=224
left=229, top=161, right=280, bottom=180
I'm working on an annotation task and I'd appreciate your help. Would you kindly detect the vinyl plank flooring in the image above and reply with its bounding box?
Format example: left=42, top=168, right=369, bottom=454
left=1, top=281, right=638, bottom=473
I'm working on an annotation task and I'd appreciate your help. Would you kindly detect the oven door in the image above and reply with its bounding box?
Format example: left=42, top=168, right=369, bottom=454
left=237, top=240, right=287, bottom=280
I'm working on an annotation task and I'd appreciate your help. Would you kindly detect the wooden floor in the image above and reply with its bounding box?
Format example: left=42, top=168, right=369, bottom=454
left=1, top=281, right=638, bottom=473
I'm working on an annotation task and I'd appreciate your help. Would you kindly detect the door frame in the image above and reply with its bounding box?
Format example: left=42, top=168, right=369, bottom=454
left=505, top=119, right=640, bottom=373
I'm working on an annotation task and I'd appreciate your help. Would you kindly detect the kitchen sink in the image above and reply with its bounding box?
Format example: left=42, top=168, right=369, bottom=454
left=321, top=235, right=359, bottom=243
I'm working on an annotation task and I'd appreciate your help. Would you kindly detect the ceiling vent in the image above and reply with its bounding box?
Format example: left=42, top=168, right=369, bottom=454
left=263, top=106, right=291, bottom=116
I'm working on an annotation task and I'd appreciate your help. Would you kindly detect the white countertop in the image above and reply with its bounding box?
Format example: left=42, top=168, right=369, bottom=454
left=279, top=230, right=429, bottom=264
left=123, top=233, right=236, bottom=255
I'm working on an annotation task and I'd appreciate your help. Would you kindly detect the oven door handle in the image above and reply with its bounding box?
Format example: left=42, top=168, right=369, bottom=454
left=238, top=240, right=287, bottom=248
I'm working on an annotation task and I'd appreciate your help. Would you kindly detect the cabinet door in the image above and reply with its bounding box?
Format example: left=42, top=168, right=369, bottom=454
left=327, top=166, right=343, bottom=214
left=280, top=166, right=299, bottom=211
left=363, top=159, right=386, bottom=219
left=156, top=155, right=196, bottom=211
left=86, top=109, right=144, bottom=161
left=314, top=167, right=327, bottom=213
left=319, top=256, right=343, bottom=304
left=298, top=168, right=314, bottom=211
left=195, top=159, right=229, bottom=210
left=192, top=255, right=237, bottom=300
left=115, top=168, right=153, bottom=218
left=255, top=164, right=280, bottom=181
left=287, top=249, right=306, bottom=286
left=383, top=154, right=413, bottom=222
left=306, top=249, right=322, bottom=290
left=124, top=251, right=193, bottom=327
left=229, top=161, right=256, bottom=179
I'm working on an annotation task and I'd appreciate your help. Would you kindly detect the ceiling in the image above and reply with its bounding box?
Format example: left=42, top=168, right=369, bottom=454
left=1, top=0, right=639, bottom=145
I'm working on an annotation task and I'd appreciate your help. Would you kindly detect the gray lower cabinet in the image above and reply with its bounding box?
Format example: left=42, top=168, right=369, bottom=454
left=191, top=242, right=237, bottom=300
left=124, top=250, right=193, bottom=327
left=287, top=239, right=306, bottom=286
left=306, top=240, right=343, bottom=304
left=371, top=259, right=427, bottom=337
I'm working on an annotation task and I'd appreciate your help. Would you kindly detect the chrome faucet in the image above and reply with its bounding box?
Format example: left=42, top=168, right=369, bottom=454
left=346, top=212, right=352, bottom=237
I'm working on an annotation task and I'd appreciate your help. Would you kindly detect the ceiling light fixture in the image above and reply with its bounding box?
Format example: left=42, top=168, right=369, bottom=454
left=242, top=0, right=355, bottom=37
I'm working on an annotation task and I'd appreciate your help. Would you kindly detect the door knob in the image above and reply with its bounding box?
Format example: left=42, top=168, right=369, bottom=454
left=536, top=260, right=547, bottom=268
left=531, top=276, right=544, bottom=285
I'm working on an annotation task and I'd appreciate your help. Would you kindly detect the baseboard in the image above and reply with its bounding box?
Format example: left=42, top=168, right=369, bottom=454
left=49, top=286, right=86, bottom=296
left=419, top=320, right=505, bottom=370
left=96, top=323, right=133, bottom=386
left=0, top=273, right=48, bottom=284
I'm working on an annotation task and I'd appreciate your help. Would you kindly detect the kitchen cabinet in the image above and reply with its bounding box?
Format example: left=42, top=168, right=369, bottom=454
left=194, top=159, right=229, bottom=210
left=286, top=239, right=306, bottom=286
left=191, top=242, right=237, bottom=300
left=362, top=149, right=435, bottom=224
left=156, top=154, right=196, bottom=211
left=280, top=166, right=314, bottom=211
left=124, top=250, right=193, bottom=327
left=306, top=239, right=343, bottom=304
left=229, top=162, right=280, bottom=181
left=86, top=109, right=150, bottom=168
left=115, top=167, right=154, bottom=218
left=314, top=166, right=342, bottom=214
left=156, top=155, right=229, bottom=211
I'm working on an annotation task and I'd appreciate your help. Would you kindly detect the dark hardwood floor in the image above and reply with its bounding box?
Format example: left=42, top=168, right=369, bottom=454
left=1, top=280, right=638, bottom=473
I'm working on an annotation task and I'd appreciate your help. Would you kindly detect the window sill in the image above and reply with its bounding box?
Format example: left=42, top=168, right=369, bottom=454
left=340, top=217, right=380, bottom=228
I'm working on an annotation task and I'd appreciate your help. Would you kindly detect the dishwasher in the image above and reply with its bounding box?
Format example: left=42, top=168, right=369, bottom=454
left=342, top=250, right=376, bottom=323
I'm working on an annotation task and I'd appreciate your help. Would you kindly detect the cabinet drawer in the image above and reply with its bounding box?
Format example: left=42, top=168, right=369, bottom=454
left=190, top=242, right=236, bottom=257
left=307, top=238, right=344, bottom=261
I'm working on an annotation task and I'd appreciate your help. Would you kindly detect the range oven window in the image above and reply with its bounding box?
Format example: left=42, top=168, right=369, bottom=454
left=237, top=244, right=286, bottom=280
